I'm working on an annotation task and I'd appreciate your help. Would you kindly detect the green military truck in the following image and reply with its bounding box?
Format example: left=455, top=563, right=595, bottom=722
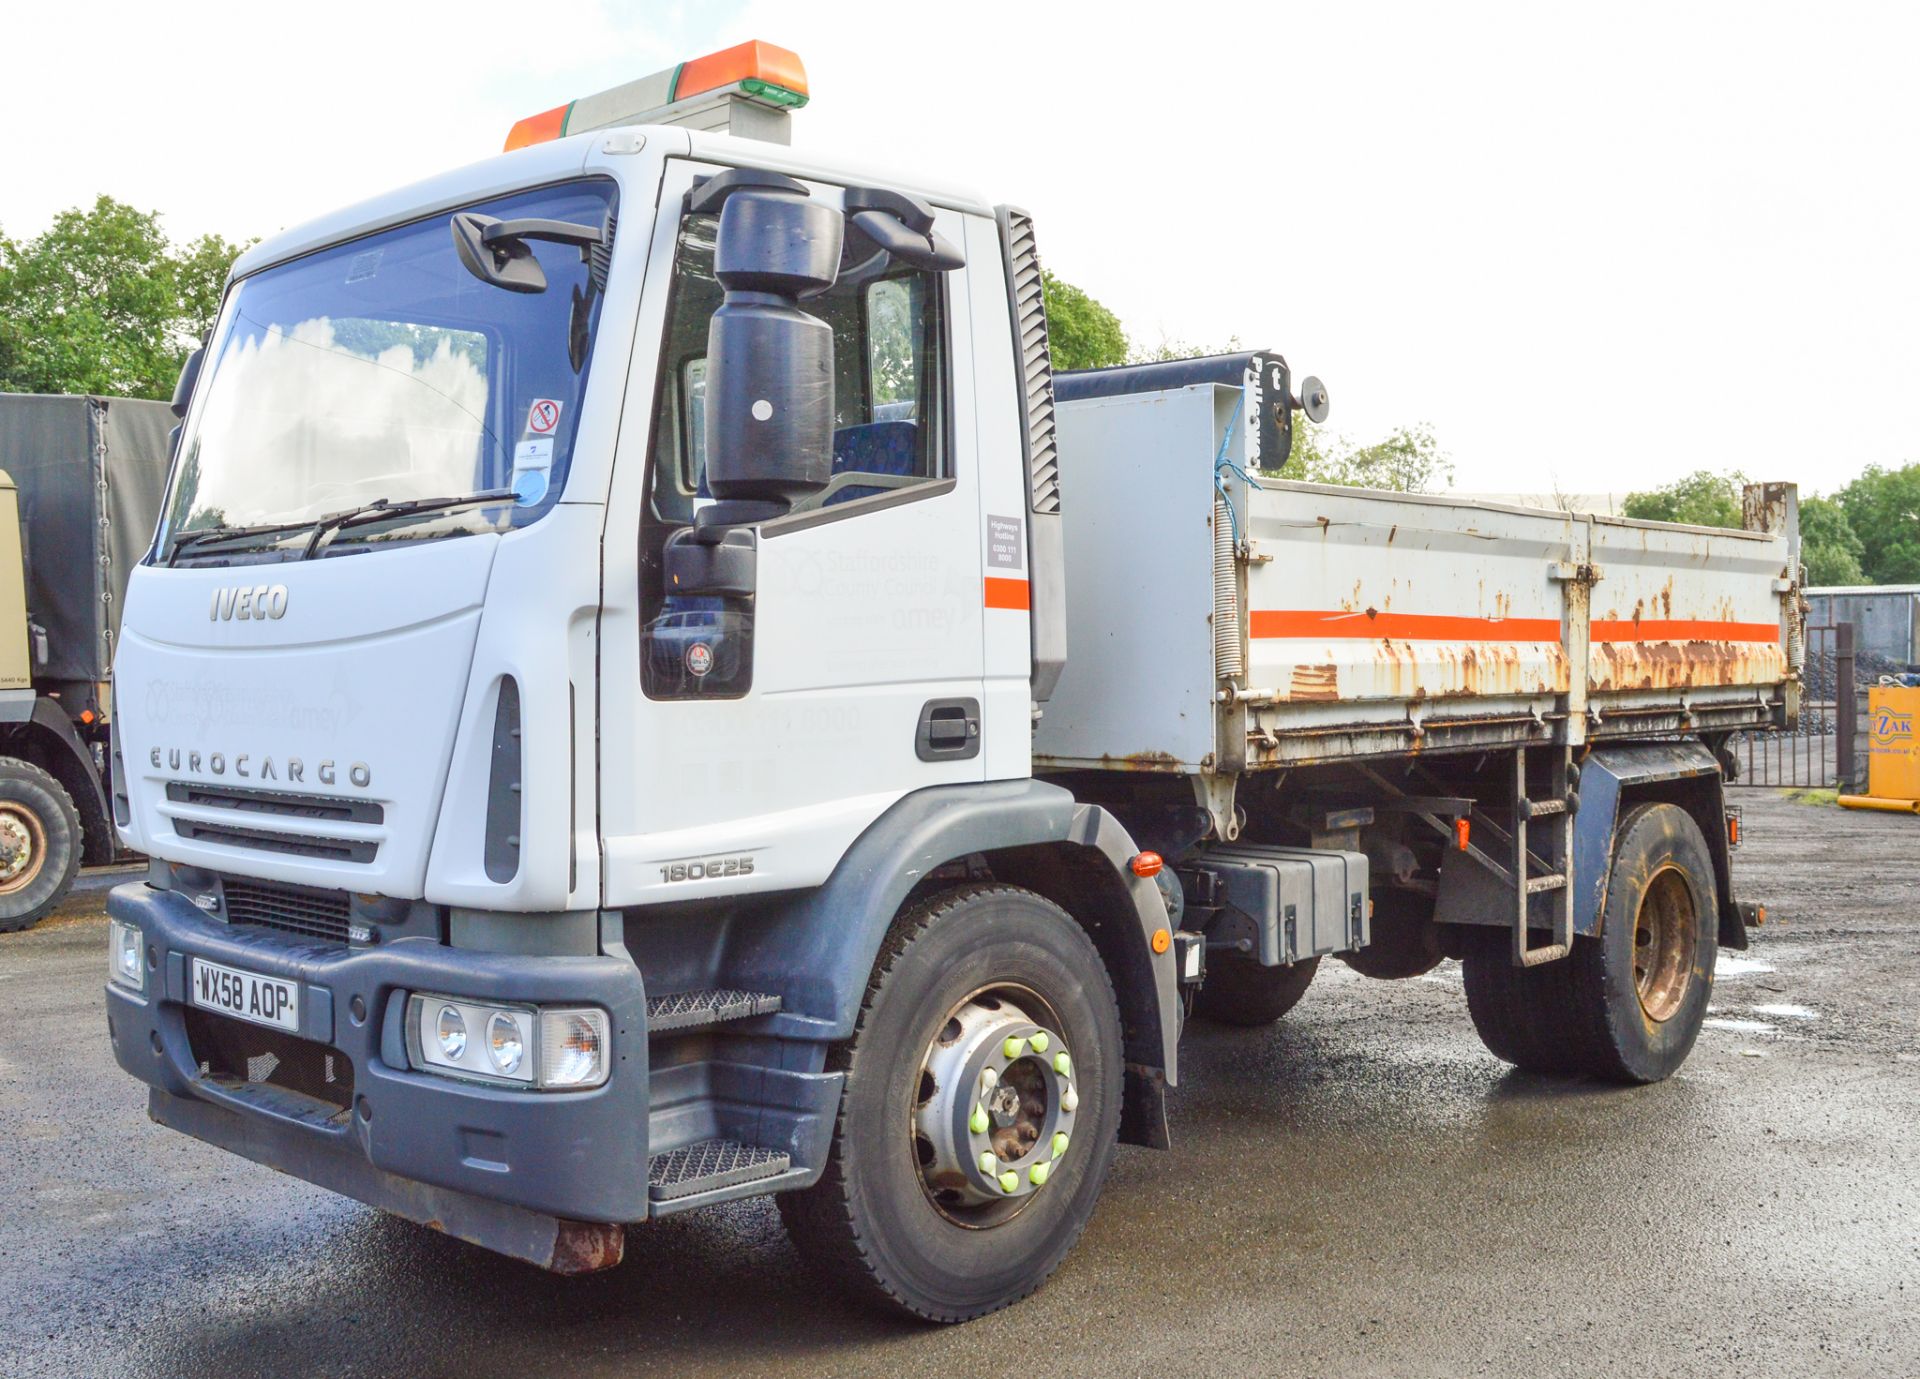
left=0, top=393, right=171, bottom=929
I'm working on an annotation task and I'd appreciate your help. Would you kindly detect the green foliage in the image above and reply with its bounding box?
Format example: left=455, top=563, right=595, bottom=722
left=1835, top=464, right=1920, bottom=585
left=1621, top=470, right=1746, bottom=528
left=1278, top=417, right=1453, bottom=494
left=1040, top=270, right=1127, bottom=372
left=0, top=196, right=249, bottom=400
left=1798, top=496, right=1865, bottom=587
left=1622, top=466, right=1917, bottom=587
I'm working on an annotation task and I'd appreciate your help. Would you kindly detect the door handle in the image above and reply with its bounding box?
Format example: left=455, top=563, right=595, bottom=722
left=916, top=698, right=981, bottom=761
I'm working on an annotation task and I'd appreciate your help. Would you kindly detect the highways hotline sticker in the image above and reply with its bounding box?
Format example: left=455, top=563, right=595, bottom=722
left=526, top=398, right=562, bottom=435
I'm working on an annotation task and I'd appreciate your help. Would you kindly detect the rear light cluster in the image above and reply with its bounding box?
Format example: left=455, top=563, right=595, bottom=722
left=407, top=993, right=610, bottom=1090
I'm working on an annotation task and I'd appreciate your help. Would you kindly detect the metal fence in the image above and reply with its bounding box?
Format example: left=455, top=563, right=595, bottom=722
left=1728, top=623, right=1863, bottom=790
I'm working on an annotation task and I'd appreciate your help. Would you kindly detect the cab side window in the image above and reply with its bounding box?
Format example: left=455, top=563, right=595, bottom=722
left=645, top=210, right=947, bottom=526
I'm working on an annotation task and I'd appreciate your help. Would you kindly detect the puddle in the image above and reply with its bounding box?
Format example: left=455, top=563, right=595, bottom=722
left=1751, top=1002, right=1816, bottom=1020
left=1703, top=1017, right=1777, bottom=1035
left=1716, top=955, right=1776, bottom=978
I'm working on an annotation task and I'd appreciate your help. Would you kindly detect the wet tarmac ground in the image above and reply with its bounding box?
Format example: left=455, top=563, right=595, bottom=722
left=3, top=790, right=1916, bottom=1378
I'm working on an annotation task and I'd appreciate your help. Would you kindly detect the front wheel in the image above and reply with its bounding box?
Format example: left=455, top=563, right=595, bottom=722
left=1462, top=802, right=1717, bottom=1083
left=777, top=884, right=1123, bottom=1322
left=0, top=758, right=82, bottom=934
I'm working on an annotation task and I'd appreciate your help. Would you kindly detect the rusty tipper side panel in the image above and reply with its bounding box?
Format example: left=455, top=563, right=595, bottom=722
left=1036, top=384, right=1801, bottom=775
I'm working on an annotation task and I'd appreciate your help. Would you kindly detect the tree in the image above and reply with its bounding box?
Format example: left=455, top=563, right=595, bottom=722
left=1835, top=463, right=1920, bottom=585
left=1621, top=470, right=1746, bottom=528
left=1798, top=496, right=1865, bottom=586
left=1622, top=468, right=1890, bottom=587
left=1040, top=270, right=1127, bottom=372
left=1281, top=420, right=1453, bottom=493
left=0, top=196, right=247, bottom=400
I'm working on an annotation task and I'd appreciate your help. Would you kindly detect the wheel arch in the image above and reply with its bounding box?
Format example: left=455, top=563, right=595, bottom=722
left=0, top=699, right=105, bottom=863
left=731, top=781, right=1179, bottom=1149
left=1577, top=741, right=1743, bottom=950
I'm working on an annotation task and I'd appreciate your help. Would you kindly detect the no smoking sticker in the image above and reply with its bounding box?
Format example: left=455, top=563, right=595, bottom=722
left=526, top=398, right=562, bottom=435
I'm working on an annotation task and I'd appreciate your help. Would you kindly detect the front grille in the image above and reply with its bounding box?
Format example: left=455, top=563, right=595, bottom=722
left=223, top=879, right=354, bottom=946
left=186, top=1007, right=354, bottom=1113
left=173, top=818, right=377, bottom=863
left=166, top=781, right=384, bottom=824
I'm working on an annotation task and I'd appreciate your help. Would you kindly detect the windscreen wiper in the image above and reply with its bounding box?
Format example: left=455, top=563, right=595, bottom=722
left=300, top=489, right=518, bottom=560
left=166, top=518, right=320, bottom=566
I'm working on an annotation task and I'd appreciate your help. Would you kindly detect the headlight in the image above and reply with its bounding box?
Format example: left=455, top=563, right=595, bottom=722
left=539, top=1008, right=610, bottom=1089
left=407, top=995, right=607, bottom=1090
left=486, top=1011, right=525, bottom=1076
left=436, top=1005, right=467, bottom=1060
left=109, top=919, right=144, bottom=991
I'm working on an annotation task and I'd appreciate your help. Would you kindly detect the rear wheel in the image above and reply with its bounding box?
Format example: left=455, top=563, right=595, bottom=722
left=777, top=884, right=1123, bottom=1322
left=1462, top=802, right=1716, bottom=1083
left=0, top=758, right=82, bottom=934
left=1194, top=952, right=1320, bottom=1026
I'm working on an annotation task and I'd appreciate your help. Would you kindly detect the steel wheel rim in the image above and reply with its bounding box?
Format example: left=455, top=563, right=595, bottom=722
left=910, top=981, right=1079, bottom=1230
left=0, top=801, right=47, bottom=895
left=1633, top=864, right=1696, bottom=1023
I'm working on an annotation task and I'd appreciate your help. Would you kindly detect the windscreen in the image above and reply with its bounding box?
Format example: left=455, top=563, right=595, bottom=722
left=159, top=178, right=617, bottom=564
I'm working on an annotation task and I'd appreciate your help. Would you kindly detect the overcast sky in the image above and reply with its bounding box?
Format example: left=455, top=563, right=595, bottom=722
left=8, top=1, right=1916, bottom=495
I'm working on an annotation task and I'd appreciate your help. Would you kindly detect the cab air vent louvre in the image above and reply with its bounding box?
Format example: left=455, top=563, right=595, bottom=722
left=996, top=207, right=1060, bottom=516
left=223, top=879, right=353, bottom=946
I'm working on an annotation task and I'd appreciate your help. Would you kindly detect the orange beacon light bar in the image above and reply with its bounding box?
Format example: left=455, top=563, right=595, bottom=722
left=504, top=40, right=809, bottom=152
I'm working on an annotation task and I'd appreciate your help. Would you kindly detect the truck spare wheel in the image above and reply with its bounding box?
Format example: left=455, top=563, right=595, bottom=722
left=1194, top=953, right=1320, bottom=1026
left=778, top=884, right=1123, bottom=1322
left=1461, top=803, right=1718, bottom=1084
left=0, top=758, right=81, bottom=932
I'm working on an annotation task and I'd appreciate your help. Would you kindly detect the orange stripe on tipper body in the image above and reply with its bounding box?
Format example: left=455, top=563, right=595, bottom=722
left=1251, top=610, right=1781, bottom=644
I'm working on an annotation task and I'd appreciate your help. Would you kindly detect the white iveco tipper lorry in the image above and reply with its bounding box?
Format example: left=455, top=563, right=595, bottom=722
left=105, top=42, right=1800, bottom=1320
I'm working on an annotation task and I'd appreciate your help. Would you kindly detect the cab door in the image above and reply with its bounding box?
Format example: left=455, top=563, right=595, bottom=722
left=598, top=158, right=986, bottom=905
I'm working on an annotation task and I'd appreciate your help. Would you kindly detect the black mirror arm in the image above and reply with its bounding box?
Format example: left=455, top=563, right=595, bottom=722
left=847, top=210, right=965, bottom=272
left=480, top=217, right=605, bottom=252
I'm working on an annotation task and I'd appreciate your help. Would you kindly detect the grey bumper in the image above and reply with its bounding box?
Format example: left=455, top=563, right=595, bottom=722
left=104, top=882, right=649, bottom=1260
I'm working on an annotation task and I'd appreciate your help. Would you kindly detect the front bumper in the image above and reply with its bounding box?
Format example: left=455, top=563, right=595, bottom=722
left=104, top=882, right=650, bottom=1261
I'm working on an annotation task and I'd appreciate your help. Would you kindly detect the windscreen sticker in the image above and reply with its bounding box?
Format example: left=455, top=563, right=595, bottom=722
left=345, top=250, right=382, bottom=283
left=513, top=437, right=555, bottom=471
left=526, top=398, right=562, bottom=435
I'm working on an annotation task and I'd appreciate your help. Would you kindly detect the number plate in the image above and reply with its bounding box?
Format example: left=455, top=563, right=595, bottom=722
left=190, top=959, right=300, bottom=1033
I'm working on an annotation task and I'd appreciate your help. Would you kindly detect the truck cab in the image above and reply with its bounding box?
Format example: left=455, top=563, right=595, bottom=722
left=106, top=43, right=1176, bottom=1315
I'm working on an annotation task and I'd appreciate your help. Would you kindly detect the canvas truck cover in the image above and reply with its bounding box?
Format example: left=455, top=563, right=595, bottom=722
left=0, top=394, right=173, bottom=682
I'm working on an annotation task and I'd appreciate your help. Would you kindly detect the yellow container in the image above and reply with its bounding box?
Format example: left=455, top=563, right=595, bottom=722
left=1845, top=686, right=1920, bottom=808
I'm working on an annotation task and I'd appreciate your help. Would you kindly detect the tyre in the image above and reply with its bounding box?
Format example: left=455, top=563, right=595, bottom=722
left=777, top=883, right=1123, bottom=1322
left=0, top=757, right=82, bottom=934
left=1462, top=802, right=1717, bottom=1084
left=1194, top=952, right=1319, bottom=1026
left=1339, top=890, right=1444, bottom=980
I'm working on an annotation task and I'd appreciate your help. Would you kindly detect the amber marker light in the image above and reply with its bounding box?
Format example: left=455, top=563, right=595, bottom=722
left=1130, top=851, right=1164, bottom=878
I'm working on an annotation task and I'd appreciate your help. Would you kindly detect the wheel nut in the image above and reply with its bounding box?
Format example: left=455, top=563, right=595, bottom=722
left=978, top=1150, right=998, bottom=1174
left=999, top=1170, right=1020, bottom=1194
left=1028, top=1031, right=1050, bottom=1053
left=980, top=1066, right=998, bottom=1091
left=1053, top=1052, right=1072, bottom=1077
left=969, top=1106, right=989, bottom=1134
left=1029, top=1161, right=1050, bottom=1186
left=1061, top=1084, right=1079, bottom=1113
left=1003, top=1036, right=1027, bottom=1059
left=1052, top=1132, right=1069, bottom=1159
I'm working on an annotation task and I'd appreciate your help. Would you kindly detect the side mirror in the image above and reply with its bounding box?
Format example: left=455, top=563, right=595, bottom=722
left=697, top=184, right=843, bottom=532
left=170, top=347, right=204, bottom=419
